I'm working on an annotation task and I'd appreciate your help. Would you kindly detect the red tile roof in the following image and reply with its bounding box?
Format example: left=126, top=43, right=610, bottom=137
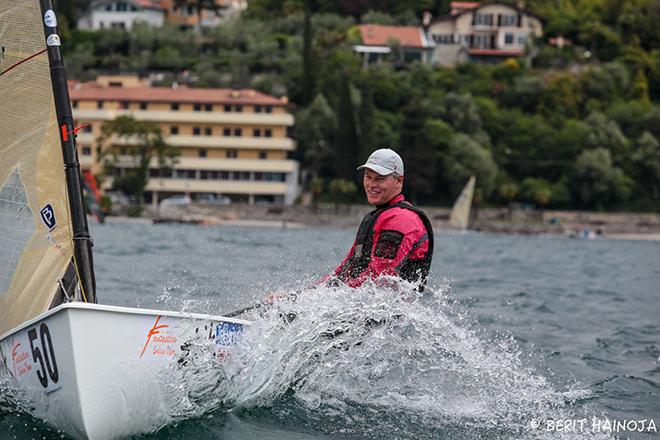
left=69, top=84, right=286, bottom=106
left=450, top=1, right=480, bottom=15
left=468, top=48, right=524, bottom=56
left=359, top=25, right=429, bottom=48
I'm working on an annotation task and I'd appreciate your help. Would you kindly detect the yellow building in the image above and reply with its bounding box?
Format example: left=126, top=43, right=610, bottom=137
left=70, top=77, right=299, bottom=205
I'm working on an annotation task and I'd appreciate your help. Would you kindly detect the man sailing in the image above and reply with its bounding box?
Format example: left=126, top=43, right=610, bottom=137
left=326, top=148, right=434, bottom=289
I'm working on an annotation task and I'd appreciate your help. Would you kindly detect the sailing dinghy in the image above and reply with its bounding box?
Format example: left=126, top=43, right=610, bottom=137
left=448, top=176, right=476, bottom=231
left=0, top=2, right=250, bottom=439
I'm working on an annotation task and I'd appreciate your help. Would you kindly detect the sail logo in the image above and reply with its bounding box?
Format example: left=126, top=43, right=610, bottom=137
left=40, top=204, right=57, bottom=230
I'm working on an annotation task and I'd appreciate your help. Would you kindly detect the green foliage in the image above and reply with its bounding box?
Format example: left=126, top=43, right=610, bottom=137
left=570, top=148, right=632, bottom=209
left=62, top=1, right=660, bottom=211
left=442, top=134, right=498, bottom=198
left=97, top=116, right=179, bottom=206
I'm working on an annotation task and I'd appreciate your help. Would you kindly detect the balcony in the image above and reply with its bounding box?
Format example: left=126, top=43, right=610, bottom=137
left=114, top=156, right=297, bottom=173
left=75, top=133, right=295, bottom=151
left=72, top=109, right=294, bottom=126
left=144, top=179, right=290, bottom=195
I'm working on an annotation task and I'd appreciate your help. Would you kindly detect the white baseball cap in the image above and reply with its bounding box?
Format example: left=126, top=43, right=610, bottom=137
left=357, top=148, right=404, bottom=176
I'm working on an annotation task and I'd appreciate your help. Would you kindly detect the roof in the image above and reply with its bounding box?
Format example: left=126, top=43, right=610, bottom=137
left=450, top=1, right=480, bottom=15
left=90, top=0, right=167, bottom=11
left=431, top=2, right=543, bottom=25
left=358, top=25, right=432, bottom=49
left=69, top=84, right=286, bottom=106
left=468, top=48, right=524, bottom=56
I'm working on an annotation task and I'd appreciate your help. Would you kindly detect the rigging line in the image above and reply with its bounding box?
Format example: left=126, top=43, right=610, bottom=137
left=0, top=48, right=47, bottom=76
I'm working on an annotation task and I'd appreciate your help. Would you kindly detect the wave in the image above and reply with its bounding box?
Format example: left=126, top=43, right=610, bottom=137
left=160, top=278, right=611, bottom=440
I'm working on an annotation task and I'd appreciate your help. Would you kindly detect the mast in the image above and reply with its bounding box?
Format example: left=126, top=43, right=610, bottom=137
left=39, top=0, right=97, bottom=303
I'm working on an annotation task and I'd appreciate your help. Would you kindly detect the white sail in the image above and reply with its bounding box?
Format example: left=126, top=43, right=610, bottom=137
left=0, top=2, right=75, bottom=335
left=449, top=176, right=476, bottom=230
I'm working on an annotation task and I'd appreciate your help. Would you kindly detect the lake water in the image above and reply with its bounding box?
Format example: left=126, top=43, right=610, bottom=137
left=1, top=221, right=658, bottom=440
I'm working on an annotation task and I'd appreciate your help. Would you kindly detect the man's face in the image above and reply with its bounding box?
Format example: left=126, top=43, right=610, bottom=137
left=363, top=168, right=403, bottom=206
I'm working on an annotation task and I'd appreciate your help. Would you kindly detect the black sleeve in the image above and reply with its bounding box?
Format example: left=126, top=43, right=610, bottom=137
left=373, top=230, right=404, bottom=259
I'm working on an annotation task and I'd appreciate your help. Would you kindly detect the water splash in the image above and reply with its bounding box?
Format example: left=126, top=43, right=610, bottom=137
left=158, top=278, right=611, bottom=440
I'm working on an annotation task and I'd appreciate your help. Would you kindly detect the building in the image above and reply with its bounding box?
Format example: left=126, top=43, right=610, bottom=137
left=78, top=0, right=166, bottom=30
left=428, top=1, right=543, bottom=66
left=77, top=0, right=246, bottom=31
left=353, top=24, right=435, bottom=67
left=70, top=76, right=299, bottom=205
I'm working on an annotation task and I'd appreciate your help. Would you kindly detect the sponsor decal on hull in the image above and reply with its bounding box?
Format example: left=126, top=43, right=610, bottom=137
left=140, top=316, right=177, bottom=358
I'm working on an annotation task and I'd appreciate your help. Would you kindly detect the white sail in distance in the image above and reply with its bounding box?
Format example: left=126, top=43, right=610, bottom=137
left=0, top=2, right=75, bottom=335
left=449, top=176, right=476, bottom=230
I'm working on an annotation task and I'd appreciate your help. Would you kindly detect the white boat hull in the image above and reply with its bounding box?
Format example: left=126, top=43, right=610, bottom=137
left=0, top=302, right=250, bottom=440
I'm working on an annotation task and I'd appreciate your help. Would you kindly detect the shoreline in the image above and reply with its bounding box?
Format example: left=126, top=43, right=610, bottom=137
left=103, top=204, right=660, bottom=240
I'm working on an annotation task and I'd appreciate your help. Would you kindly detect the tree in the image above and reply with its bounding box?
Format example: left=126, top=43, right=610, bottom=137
left=569, top=148, right=631, bottom=209
left=334, top=75, right=360, bottom=180
left=633, top=131, right=660, bottom=203
left=97, top=116, right=179, bottom=207
left=441, top=133, right=498, bottom=200
left=329, top=178, right=357, bottom=212
left=520, top=177, right=553, bottom=209
left=295, top=93, right=337, bottom=177
left=584, top=112, right=630, bottom=164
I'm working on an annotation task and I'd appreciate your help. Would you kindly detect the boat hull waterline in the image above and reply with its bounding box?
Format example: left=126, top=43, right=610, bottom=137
left=0, top=302, right=250, bottom=439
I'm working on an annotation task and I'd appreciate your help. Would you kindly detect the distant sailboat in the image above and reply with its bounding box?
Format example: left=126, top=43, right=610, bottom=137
left=448, top=176, right=476, bottom=230
left=0, top=3, right=249, bottom=439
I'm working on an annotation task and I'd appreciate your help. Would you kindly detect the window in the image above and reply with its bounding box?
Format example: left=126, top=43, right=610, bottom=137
left=199, top=149, right=207, bottom=158
left=72, top=100, right=78, bottom=108
left=194, top=103, right=202, bottom=111
left=254, top=172, right=263, bottom=180
left=253, top=128, right=261, bottom=137
left=219, top=171, right=229, bottom=180
left=83, top=125, right=93, bottom=133
left=170, top=126, right=179, bottom=135
left=223, top=128, right=231, bottom=136
left=233, top=128, right=242, bottom=137
left=171, top=103, right=179, bottom=111
left=82, top=147, right=92, bottom=156
left=193, top=127, right=201, bottom=135
left=505, top=33, right=514, bottom=45
left=204, top=127, right=212, bottom=136
left=501, top=14, right=517, bottom=26
left=473, top=13, right=493, bottom=26
left=140, top=102, right=147, bottom=110
left=254, top=105, right=262, bottom=113
left=224, top=104, right=231, bottom=112
left=117, top=2, right=128, bottom=11
left=120, top=101, right=129, bottom=109
left=258, top=151, right=267, bottom=160
left=226, top=150, right=237, bottom=159
left=264, top=129, right=272, bottom=138
left=200, top=170, right=209, bottom=179
left=205, top=104, right=212, bottom=112
left=97, top=100, right=104, bottom=109
left=235, top=104, right=243, bottom=112
left=518, top=34, right=527, bottom=45
left=265, top=106, right=273, bottom=113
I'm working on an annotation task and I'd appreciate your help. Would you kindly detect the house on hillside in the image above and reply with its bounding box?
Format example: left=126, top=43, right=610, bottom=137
left=78, top=0, right=246, bottom=31
left=78, top=0, right=166, bottom=30
left=353, top=24, right=435, bottom=68
left=427, top=1, right=543, bottom=66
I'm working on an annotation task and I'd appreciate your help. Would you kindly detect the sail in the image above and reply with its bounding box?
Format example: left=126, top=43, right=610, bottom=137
left=0, top=2, right=75, bottom=335
left=448, top=176, right=476, bottom=230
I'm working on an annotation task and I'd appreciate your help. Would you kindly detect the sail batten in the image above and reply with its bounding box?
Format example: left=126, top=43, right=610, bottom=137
left=0, top=1, right=82, bottom=334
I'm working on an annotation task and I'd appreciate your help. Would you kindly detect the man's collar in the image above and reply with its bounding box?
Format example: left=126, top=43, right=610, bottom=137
left=376, top=193, right=404, bottom=209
